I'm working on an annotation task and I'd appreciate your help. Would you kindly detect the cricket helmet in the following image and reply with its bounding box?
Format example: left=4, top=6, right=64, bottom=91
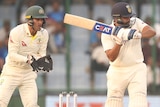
left=111, top=2, right=135, bottom=17
left=25, top=5, right=48, bottom=19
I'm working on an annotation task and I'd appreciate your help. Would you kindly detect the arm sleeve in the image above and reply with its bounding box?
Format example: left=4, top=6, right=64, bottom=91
left=8, top=29, right=28, bottom=62
left=101, top=33, right=115, bottom=52
left=135, top=18, right=148, bottom=32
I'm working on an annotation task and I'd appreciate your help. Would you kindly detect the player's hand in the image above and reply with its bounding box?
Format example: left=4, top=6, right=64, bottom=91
left=30, top=56, right=39, bottom=72
left=112, top=26, right=142, bottom=40
left=26, top=55, right=33, bottom=64
left=111, top=36, right=124, bottom=46
left=120, top=28, right=142, bottom=40
left=128, top=30, right=142, bottom=39
left=36, top=55, right=53, bottom=72
left=112, top=26, right=123, bottom=36
left=26, top=55, right=39, bottom=72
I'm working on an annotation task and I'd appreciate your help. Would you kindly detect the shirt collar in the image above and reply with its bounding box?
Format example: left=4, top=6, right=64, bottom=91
left=23, top=23, right=44, bottom=36
left=23, top=23, right=32, bottom=36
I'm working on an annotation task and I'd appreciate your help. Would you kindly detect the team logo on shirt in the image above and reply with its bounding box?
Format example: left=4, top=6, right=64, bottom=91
left=37, top=38, right=42, bottom=44
left=21, top=41, right=27, bottom=46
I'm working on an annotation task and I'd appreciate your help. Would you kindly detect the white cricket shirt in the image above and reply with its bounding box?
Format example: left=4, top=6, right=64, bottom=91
left=4, top=23, right=49, bottom=69
left=101, top=17, right=148, bottom=67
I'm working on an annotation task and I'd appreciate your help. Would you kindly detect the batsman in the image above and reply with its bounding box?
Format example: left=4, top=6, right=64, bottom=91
left=0, top=5, right=52, bottom=107
left=101, top=2, right=156, bottom=107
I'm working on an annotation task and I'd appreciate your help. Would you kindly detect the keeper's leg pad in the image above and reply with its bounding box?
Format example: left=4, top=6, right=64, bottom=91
left=129, top=93, right=148, bottom=107
left=105, top=97, right=123, bottom=107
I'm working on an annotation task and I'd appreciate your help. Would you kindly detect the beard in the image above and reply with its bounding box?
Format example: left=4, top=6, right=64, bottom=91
left=117, top=19, right=130, bottom=28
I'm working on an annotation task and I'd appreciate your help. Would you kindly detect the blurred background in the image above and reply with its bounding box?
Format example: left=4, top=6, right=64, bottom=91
left=0, top=0, right=160, bottom=107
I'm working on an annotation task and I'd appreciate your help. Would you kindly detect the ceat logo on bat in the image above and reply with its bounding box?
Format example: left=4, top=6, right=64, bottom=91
left=93, top=23, right=113, bottom=34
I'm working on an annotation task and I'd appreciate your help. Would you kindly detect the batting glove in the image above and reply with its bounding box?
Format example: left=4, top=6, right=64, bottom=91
left=113, top=26, right=142, bottom=40
left=112, top=26, right=123, bottom=36
left=118, top=28, right=142, bottom=40
left=127, top=29, right=142, bottom=40
left=111, top=36, right=124, bottom=45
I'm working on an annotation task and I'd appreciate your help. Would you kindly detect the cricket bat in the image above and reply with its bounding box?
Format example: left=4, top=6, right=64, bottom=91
left=63, top=13, right=113, bottom=35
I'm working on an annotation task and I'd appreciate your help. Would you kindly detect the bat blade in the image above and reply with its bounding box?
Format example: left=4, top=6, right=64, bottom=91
left=64, top=13, right=113, bottom=35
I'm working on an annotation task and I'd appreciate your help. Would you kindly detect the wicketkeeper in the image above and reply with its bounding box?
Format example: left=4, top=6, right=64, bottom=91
left=0, top=5, right=53, bottom=107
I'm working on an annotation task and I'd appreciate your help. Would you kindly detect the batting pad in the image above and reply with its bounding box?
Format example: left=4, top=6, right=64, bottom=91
left=105, top=97, right=123, bottom=107
left=129, top=93, right=148, bottom=107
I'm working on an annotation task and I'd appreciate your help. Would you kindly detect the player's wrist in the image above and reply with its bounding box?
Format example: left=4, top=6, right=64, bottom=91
left=26, top=55, right=33, bottom=64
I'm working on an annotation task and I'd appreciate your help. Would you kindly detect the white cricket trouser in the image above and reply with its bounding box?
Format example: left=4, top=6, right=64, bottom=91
left=105, top=63, right=147, bottom=107
left=0, top=65, right=39, bottom=107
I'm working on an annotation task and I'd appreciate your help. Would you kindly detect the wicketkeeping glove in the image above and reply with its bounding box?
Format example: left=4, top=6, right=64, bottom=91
left=127, top=29, right=142, bottom=40
left=36, top=55, right=53, bottom=72
left=30, top=56, right=39, bottom=72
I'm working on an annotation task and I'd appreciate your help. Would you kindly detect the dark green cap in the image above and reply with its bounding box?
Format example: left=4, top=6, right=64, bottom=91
left=25, top=5, right=48, bottom=19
